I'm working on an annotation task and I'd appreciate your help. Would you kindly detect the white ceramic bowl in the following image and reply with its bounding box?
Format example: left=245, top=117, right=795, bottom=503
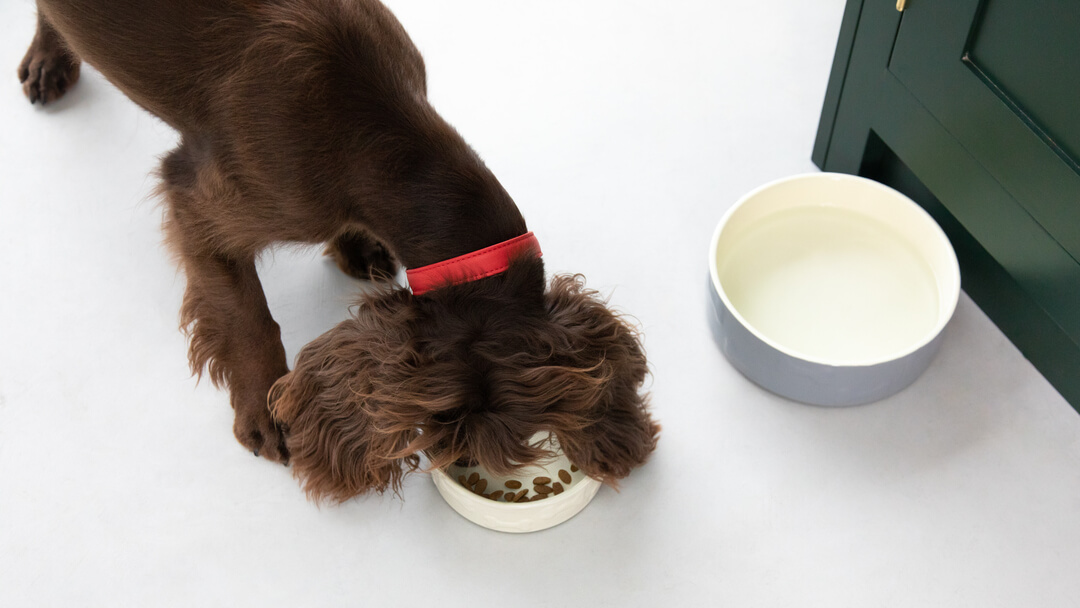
left=431, top=434, right=601, bottom=533
left=708, top=172, right=960, bottom=406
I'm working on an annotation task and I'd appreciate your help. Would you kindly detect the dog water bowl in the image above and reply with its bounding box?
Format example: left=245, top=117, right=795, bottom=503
left=708, top=173, right=960, bottom=406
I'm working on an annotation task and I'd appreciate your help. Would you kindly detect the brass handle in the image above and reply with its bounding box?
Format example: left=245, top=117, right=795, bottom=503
left=897, top=0, right=907, bottom=10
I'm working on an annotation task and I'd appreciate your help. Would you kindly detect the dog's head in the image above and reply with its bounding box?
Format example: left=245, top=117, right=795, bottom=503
left=268, top=256, right=658, bottom=502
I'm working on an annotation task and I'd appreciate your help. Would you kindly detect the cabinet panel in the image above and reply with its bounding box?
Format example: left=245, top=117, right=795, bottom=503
left=887, top=0, right=1080, bottom=260
left=814, top=0, right=1080, bottom=409
left=968, top=0, right=1080, bottom=166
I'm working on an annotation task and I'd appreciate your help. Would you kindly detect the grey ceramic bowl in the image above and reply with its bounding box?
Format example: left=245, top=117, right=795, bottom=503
left=708, top=173, right=960, bottom=406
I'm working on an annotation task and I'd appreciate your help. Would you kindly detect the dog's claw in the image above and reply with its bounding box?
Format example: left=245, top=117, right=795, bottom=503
left=235, top=409, right=288, bottom=463
left=27, top=69, right=40, bottom=103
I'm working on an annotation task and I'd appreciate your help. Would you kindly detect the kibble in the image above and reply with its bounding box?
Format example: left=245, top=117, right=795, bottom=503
left=455, top=464, right=583, bottom=503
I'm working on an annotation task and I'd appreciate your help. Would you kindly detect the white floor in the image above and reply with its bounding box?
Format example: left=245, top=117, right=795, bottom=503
left=3, top=1, right=1079, bottom=606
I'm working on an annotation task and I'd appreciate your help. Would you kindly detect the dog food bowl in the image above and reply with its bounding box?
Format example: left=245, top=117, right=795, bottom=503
left=431, top=433, right=601, bottom=533
left=708, top=172, right=960, bottom=406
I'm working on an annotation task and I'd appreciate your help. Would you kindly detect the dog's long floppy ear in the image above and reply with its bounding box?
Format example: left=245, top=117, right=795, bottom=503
left=542, top=275, right=660, bottom=485
left=269, top=289, right=427, bottom=503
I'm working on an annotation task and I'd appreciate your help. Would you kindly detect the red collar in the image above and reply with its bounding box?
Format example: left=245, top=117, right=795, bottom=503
left=405, top=232, right=542, bottom=296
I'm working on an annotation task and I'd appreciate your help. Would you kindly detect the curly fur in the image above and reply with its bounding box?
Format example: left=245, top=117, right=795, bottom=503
left=270, top=257, right=658, bottom=502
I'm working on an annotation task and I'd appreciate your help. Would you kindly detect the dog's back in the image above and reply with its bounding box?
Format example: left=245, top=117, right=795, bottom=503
left=37, top=0, right=231, bottom=129
left=38, top=0, right=426, bottom=134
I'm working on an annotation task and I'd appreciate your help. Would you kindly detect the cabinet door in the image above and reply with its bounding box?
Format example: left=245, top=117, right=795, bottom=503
left=888, top=0, right=1080, bottom=259
left=815, top=0, right=1080, bottom=407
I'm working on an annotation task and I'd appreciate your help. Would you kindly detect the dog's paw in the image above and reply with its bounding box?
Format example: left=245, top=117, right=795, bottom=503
left=234, top=400, right=290, bottom=464
left=18, top=35, right=80, bottom=105
left=325, top=231, right=398, bottom=282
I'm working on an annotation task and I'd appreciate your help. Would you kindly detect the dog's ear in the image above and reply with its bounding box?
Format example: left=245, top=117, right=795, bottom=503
left=542, top=275, right=660, bottom=484
left=269, top=289, right=428, bottom=503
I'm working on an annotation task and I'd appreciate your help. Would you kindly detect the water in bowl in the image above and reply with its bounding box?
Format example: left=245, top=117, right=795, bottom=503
left=717, top=204, right=941, bottom=365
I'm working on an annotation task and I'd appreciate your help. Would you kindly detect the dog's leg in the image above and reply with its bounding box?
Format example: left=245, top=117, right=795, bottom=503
left=324, top=230, right=399, bottom=282
left=18, top=7, right=81, bottom=105
left=161, top=144, right=290, bottom=463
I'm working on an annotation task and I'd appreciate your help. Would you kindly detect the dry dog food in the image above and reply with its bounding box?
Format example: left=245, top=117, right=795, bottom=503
left=456, top=464, right=582, bottom=503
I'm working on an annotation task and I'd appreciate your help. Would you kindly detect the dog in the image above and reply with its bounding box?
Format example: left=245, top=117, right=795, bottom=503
left=18, top=0, right=659, bottom=502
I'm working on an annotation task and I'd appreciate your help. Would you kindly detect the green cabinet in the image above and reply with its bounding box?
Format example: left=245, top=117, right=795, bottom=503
left=814, top=0, right=1080, bottom=409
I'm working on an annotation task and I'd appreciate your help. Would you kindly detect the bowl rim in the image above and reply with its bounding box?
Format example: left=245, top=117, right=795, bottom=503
left=431, top=465, right=602, bottom=511
left=708, top=172, right=961, bottom=368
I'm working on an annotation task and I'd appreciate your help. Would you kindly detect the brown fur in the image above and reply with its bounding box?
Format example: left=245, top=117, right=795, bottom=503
left=20, top=0, right=659, bottom=501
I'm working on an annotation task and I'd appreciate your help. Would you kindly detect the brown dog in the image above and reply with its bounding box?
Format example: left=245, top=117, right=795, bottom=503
left=19, top=0, right=659, bottom=502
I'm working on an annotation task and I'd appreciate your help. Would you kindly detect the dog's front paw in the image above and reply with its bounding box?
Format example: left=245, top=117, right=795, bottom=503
left=234, top=398, right=290, bottom=464
left=18, top=33, right=80, bottom=105
left=325, top=231, right=398, bottom=282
